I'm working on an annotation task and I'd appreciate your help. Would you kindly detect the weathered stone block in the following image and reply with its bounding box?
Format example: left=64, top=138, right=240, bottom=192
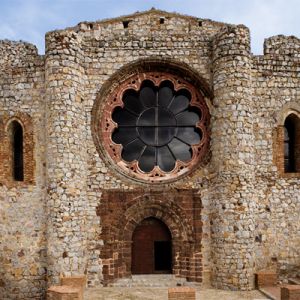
left=168, top=287, right=196, bottom=300
left=47, top=285, right=81, bottom=300
left=281, top=285, right=300, bottom=300
left=60, top=275, right=86, bottom=299
left=255, top=271, right=277, bottom=287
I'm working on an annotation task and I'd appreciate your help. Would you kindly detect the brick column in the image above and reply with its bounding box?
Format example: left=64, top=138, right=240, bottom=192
left=211, top=25, right=255, bottom=290
left=45, top=30, right=87, bottom=284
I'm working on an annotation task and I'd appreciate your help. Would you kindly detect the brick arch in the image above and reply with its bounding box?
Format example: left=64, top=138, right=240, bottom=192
left=121, top=198, right=194, bottom=242
left=98, top=189, right=202, bottom=285
left=273, top=103, right=300, bottom=176
left=0, top=112, right=35, bottom=186
left=274, top=101, right=300, bottom=125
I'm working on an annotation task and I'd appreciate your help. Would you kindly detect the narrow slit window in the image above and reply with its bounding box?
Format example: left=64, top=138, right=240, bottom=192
left=122, top=20, right=130, bottom=28
left=10, top=121, right=24, bottom=181
left=284, top=114, right=300, bottom=173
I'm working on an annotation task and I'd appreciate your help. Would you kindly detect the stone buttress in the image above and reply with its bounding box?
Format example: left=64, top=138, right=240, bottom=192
left=211, top=25, right=255, bottom=290
left=45, top=30, right=88, bottom=284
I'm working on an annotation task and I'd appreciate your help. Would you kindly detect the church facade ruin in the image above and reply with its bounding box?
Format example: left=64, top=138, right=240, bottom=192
left=0, top=9, right=299, bottom=299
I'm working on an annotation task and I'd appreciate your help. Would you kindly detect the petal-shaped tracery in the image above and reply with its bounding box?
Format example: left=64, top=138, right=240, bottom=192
left=139, top=84, right=156, bottom=108
left=157, top=146, right=176, bottom=172
left=176, top=110, right=200, bottom=126
left=122, top=139, right=145, bottom=162
left=138, top=146, right=156, bottom=172
left=112, top=127, right=137, bottom=145
left=177, top=127, right=201, bottom=145
left=169, top=93, right=190, bottom=115
left=168, top=138, right=192, bottom=162
left=110, top=78, right=206, bottom=174
left=123, top=90, right=144, bottom=115
left=112, top=107, right=138, bottom=126
left=158, top=84, right=174, bottom=107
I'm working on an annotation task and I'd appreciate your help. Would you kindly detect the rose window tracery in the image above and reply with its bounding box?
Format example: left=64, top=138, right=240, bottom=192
left=99, top=72, right=210, bottom=182
left=112, top=80, right=202, bottom=172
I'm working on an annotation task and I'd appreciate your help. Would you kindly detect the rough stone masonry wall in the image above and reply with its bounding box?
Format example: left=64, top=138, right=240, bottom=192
left=252, top=35, right=300, bottom=280
left=0, top=41, right=47, bottom=299
left=45, top=29, right=88, bottom=285
left=0, top=9, right=299, bottom=299
left=211, top=25, right=255, bottom=290
left=78, top=11, right=224, bottom=287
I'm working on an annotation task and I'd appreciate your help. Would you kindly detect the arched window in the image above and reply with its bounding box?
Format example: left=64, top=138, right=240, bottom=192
left=9, top=120, right=24, bottom=181
left=284, top=114, right=300, bottom=173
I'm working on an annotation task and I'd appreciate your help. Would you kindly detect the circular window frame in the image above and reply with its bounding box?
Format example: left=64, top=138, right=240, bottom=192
left=95, top=71, right=210, bottom=183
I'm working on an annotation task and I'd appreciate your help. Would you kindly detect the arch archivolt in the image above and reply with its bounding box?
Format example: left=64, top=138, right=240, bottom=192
left=121, top=197, right=194, bottom=242
left=98, top=189, right=202, bottom=285
left=0, top=112, right=35, bottom=185
left=275, top=101, right=300, bottom=125
left=273, top=101, right=300, bottom=175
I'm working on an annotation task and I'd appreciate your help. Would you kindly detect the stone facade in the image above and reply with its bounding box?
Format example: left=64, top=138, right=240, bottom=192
left=0, top=8, right=299, bottom=299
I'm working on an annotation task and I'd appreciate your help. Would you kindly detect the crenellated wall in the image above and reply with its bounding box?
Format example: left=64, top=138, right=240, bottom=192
left=0, top=9, right=299, bottom=299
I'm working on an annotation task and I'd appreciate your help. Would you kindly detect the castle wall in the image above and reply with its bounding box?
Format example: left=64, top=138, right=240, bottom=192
left=0, top=41, right=47, bottom=299
left=0, top=9, right=299, bottom=299
left=252, top=36, right=300, bottom=279
left=78, top=11, right=221, bottom=287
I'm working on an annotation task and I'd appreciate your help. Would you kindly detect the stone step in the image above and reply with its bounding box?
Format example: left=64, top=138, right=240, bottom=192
left=111, top=274, right=190, bottom=287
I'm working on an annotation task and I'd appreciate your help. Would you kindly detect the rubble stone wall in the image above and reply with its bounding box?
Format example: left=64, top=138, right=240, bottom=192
left=253, top=35, right=300, bottom=280
left=0, top=9, right=299, bottom=299
left=0, top=41, right=47, bottom=299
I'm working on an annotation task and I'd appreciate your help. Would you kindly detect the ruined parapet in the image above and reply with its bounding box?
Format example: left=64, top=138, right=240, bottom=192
left=45, top=29, right=88, bottom=284
left=0, top=40, right=39, bottom=67
left=263, top=35, right=300, bottom=57
left=211, top=25, right=255, bottom=290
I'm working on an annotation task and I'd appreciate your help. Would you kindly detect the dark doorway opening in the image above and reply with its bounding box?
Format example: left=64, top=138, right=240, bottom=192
left=154, top=241, right=172, bottom=271
left=132, top=217, right=172, bottom=274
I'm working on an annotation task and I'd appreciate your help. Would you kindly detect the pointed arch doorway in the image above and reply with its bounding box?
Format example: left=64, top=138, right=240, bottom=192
left=131, top=217, right=172, bottom=274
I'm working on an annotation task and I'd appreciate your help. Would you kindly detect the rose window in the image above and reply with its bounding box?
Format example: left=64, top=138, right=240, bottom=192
left=98, top=72, right=209, bottom=182
left=112, top=80, right=202, bottom=172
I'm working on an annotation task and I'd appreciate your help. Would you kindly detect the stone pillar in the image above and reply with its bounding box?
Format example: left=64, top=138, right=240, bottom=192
left=211, top=25, right=255, bottom=290
left=45, top=30, right=87, bottom=284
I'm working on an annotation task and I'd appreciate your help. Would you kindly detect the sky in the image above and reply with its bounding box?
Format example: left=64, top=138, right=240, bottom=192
left=0, top=0, right=299, bottom=55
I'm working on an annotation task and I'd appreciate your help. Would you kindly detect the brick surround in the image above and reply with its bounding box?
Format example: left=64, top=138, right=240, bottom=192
left=97, top=189, right=202, bottom=285
left=0, top=112, right=35, bottom=186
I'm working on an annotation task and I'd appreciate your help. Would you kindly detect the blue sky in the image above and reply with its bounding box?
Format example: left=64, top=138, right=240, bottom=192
left=0, top=0, right=299, bottom=55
